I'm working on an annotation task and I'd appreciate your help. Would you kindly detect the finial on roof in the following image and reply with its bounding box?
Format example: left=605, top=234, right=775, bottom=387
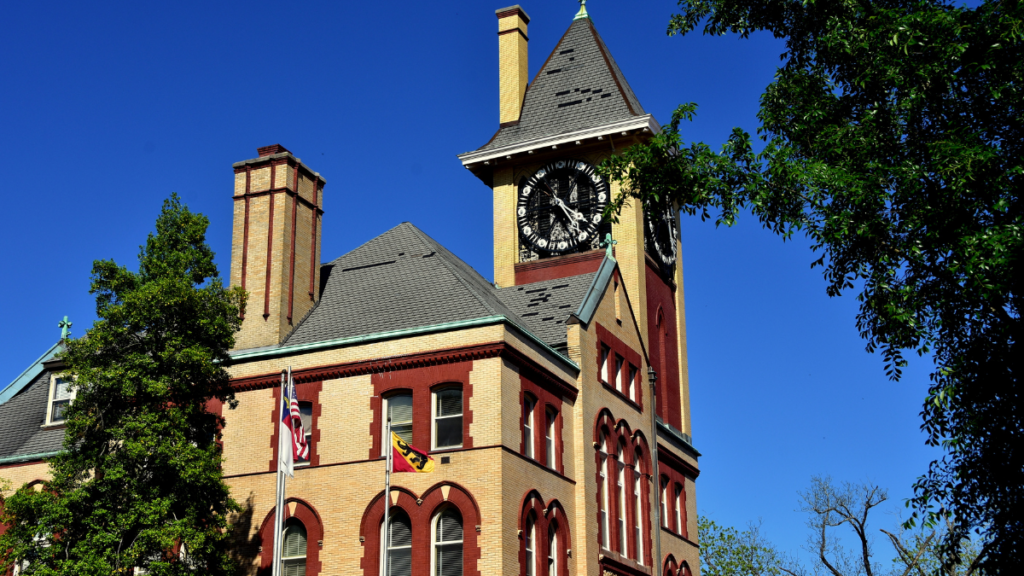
left=58, top=316, right=72, bottom=341
left=574, top=0, right=589, bottom=20
left=601, top=233, right=617, bottom=258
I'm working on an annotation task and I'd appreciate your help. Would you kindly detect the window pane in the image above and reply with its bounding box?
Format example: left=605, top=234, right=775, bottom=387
left=435, top=510, right=463, bottom=576
left=390, top=514, right=412, bottom=547
left=615, top=356, right=624, bottom=392
left=436, top=544, right=463, bottom=576
left=282, top=561, right=306, bottom=576
left=628, top=365, right=638, bottom=401
left=299, top=402, right=313, bottom=433
left=388, top=511, right=412, bottom=576
left=436, top=509, right=463, bottom=542
left=388, top=395, right=413, bottom=424
left=51, top=400, right=70, bottom=422
left=53, top=378, right=72, bottom=401
left=436, top=389, right=462, bottom=417
left=283, top=523, right=306, bottom=558
left=389, top=547, right=412, bottom=576
left=435, top=416, right=462, bottom=448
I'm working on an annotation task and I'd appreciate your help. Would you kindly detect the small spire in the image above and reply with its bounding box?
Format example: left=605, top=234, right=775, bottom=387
left=58, top=316, right=73, bottom=341
left=574, top=0, right=589, bottom=20
left=601, top=233, right=617, bottom=258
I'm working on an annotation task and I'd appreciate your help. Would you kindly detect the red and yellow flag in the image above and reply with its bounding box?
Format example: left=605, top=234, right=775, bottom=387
left=391, top=432, right=435, bottom=473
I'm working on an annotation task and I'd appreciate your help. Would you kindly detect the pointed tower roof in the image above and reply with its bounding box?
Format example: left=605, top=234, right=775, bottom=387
left=459, top=15, right=658, bottom=170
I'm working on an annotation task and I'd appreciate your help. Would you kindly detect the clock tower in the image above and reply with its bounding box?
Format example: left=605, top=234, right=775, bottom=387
left=458, top=4, right=693, bottom=436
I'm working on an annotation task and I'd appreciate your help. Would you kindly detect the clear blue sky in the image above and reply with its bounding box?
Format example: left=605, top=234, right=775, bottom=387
left=1, top=0, right=939, bottom=564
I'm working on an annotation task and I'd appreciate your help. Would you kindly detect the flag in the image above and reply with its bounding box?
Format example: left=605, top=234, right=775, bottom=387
left=278, top=375, right=308, bottom=477
left=391, top=432, right=435, bottom=473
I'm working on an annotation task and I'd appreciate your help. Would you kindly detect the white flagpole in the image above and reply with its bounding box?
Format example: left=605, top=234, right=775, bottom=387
left=381, top=417, right=392, bottom=576
left=271, top=369, right=286, bottom=576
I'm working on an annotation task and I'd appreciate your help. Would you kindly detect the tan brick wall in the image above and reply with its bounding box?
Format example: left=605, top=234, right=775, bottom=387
left=673, top=238, right=692, bottom=437
left=0, top=462, right=50, bottom=495
left=318, top=374, right=373, bottom=464
left=611, top=179, right=648, bottom=352
left=222, top=386, right=276, bottom=477
left=497, top=13, right=528, bottom=124
left=493, top=167, right=517, bottom=288
left=251, top=166, right=271, bottom=193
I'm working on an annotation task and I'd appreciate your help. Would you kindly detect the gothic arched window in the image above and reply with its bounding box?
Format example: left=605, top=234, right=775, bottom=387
left=433, top=507, right=463, bottom=576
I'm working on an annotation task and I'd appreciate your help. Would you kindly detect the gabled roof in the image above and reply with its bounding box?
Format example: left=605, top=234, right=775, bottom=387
left=465, top=17, right=647, bottom=156
left=0, top=341, right=61, bottom=405
left=0, top=369, right=65, bottom=462
left=282, top=222, right=535, bottom=348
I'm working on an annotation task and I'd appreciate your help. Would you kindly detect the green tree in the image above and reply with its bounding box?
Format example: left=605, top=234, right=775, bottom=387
left=699, top=517, right=786, bottom=576
left=0, top=195, right=246, bottom=575
left=600, top=1, right=1022, bottom=571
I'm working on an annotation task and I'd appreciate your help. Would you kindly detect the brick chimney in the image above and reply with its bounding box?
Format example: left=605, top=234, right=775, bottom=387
left=497, top=5, right=529, bottom=125
left=230, top=145, right=326, bottom=350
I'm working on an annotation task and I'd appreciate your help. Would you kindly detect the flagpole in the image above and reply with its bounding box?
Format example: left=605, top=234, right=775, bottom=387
left=271, top=369, right=286, bottom=576
left=382, top=417, right=392, bottom=576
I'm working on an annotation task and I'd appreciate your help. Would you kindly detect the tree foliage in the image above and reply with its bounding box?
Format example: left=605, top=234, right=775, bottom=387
left=699, top=517, right=786, bottom=576
left=0, top=195, right=246, bottom=575
left=600, top=1, right=1022, bottom=570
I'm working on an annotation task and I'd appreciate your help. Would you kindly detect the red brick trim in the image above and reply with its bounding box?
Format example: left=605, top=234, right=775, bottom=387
left=662, top=555, right=678, bottom=576
left=518, top=491, right=571, bottom=576
left=269, top=380, right=323, bottom=471
left=519, top=369, right=565, bottom=475
left=601, top=553, right=653, bottom=576
left=596, top=323, right=644, bottom=412
left=234, top=155, right=324, bottom=188
left=256, top=497, right=323, bottom=576
left=241, top=166, right=251, bottom=300
left=233, top=187, right=323, bottom=214
left=496, top=6, right=530, bottom=22
left=368, top=362, right=473, bottom=460
left=657, top=446, right=699, bottom=480
left=498, top=27, right=529, bottom=41
left=514, top=249, right=604, bottom=285
left=263, top=170, right=275, bottom=319
left=230, top=342, right=578, bottom=401
left=359, top=482, right=481, bottom=576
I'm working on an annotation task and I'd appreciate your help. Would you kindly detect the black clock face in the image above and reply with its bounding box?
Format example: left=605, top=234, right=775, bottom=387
left=517, top=159, right=609, bottom=256
left=645, top=201, right=678, bottom=273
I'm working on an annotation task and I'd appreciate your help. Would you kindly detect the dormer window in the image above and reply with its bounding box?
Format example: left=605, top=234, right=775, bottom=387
left=47, top=376, right=74, bottom=425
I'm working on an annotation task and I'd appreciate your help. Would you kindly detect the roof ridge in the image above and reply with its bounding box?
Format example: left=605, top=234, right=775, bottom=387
left=586, top=19, right=642, bottom=116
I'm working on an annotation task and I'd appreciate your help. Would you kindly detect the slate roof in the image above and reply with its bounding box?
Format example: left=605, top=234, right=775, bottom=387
left=469, top=17, right=646, bottom=154
left=0, top=370, right=65, bottom=459
left=282, top=222, right=539, bottom=347
left=497, top=273, right=595, bottom=350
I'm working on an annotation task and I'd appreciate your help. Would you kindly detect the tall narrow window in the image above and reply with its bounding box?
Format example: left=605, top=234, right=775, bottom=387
left=433, top=388, right=463, bottom=449
left=524, top=396, right=536, bottom=459
left=674, top=484, right=683, bottom=533
left=281, top=521, right=307, bottom=576
left=385, top=394, right=414, bottom=454
left=547, top=523, right=558, bottom=576
left=614, top=355, right=624, bottom=393
left=525, top=514, right=536, bottom=576
left=660, top=477, right=669, bottom=528
left=628, top=364, right=638, bottom=403
left=599, top=345, right=610, bottom=384
left=385, top=509, right=413, bottom=576
left=297, top=401, right=313, bottom=465
left=434, top=508, right=463, bottom=576
left=48, top=377, right=73, bottom=424
left=633, top=449, right=644, bottom=564
left=616, top=442, right=627, bottom=556
left=545, top=408, right=557, bottom=469
left=599, top=434, right=610, bottom=549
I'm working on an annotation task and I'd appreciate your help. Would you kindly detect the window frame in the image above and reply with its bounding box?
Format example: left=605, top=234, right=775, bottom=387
left=614, top=355, right=624, bottom=393
left=599, top=433, right=610, bottom=550
left=45, top=374, right=75, bottom=426
left=382, top=392, right=414, bottom=457
left=432, top=386, right=464, bottom=451
left=431, top=506, right=464, bottom=576
left=544, top=407, right=557, bottom=469
left=281, top=520, right=308, bottom=576
left=616, top=442, right=628, bottom=556
left=295, top=401, right=314, bottom=468
left=382, top=509, right=413, bottom=576
left=633, top=449, right=644, bottom=564
left=547, top=522, right=558, bottom=576
left=525, top=513, right=537, bottom=576
left=674, top=483, right=684, bottom=534
left=523, top=395, right=536, bottom=459
left=599, top=344, right=611, bottom=384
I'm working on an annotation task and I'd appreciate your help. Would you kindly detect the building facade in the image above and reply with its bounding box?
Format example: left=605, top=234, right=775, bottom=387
left=0, top=5, right=701, bottom=576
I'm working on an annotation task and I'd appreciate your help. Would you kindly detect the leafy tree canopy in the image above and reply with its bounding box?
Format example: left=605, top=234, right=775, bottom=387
left=599, top=0, right=1022, bottom=571
left=0, top=195, right=246, bottom=575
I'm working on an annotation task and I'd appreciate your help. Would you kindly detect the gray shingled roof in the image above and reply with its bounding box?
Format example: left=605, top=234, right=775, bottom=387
left=470, top=17, right=646, bottom=153
left=497, top=273, right=595, bottom=349
left=0, top=370, right=65, bottom=459
left=283, top=222, right=545, bottom=347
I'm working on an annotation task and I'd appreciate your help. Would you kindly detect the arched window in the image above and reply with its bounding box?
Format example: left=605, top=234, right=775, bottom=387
left=384, top=393, right=414, bottom=453
left=433, top=387, right=463, bottom=449
left=660, top=476, right=669, bottom=528
left=547, top=522, right=558, bottom=576
left=525, top=513, right=537, bottom=576
left=616, top=441, right=627, bottom=555
left=599, top=432, right=610, bottom=550
left=633, top=448, right=644, bottom=564
left=523, top=395, right=536, bottom=459
left=383, top=509, right=412, bottom=576
left=282, top=520, right=307, bottom=576
left=433, top=507, right=463, bottom=576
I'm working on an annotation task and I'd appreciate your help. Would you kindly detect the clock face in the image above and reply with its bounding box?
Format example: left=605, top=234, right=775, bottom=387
left=517, top=159, right=609, bottom=256
left=645, top=201, right=678, bottom=272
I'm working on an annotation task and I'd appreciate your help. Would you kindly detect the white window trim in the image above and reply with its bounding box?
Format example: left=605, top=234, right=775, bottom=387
left=599, top=346, right=610, bottom=384
left=381, top=512, right=412, bottom=576
left=430, top=507, right=463, bottom=576
left=45, top=374, right=75, bottom=426
left=281, top=522, right=307, bottom=575
left=675, top=484, right=683, bottom=533
left=633, top=457, right=644, bottom=564
left=295, top=401, right=313, bottom=468
left=599, top=435, right=610, bottom=550
left=616, top=444, right=627, bottom=556
left=432, top=387, right=463, bottom=451
left=628, top=364, right=638, bottom=403
left=524, top=397, right=535, bottom=459
left=614, top=355, right=624, bottom=393
left=547, top=523, right=558, bottom=576
left=525, top=515, right=536, bottom=576
left=383, top=394, right=414, bottom=457
left=545, top=409, right=556, bottom=469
